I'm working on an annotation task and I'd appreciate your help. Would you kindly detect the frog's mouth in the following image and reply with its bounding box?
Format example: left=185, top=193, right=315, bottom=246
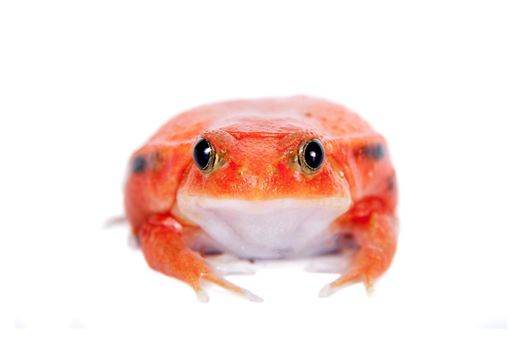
left=175, top=194, right=351, bottom=259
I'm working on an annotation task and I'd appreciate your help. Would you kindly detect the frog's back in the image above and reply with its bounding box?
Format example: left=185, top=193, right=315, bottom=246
left=148, top=96, right=380, bottom=145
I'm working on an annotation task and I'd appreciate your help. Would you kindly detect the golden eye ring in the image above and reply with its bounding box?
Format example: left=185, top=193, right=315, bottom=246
left=193, top=137, right=217, bottom=173
left=298, top=139, right=325, bottom=174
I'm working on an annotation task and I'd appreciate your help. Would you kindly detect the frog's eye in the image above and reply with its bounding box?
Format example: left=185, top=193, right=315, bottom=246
left=298, top=139, right=325, bottom=173
left=193, top=138, right=216, bottom=173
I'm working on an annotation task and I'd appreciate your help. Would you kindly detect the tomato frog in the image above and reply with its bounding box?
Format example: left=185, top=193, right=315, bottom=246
left=125, top=96, right=398, bottom=301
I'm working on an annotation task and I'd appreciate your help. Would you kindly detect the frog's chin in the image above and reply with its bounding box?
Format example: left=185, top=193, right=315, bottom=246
left=175, top=193, right=351, bottom=259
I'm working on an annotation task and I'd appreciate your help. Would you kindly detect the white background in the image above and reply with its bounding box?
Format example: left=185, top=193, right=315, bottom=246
left=1, top=0, right=523, bottom=347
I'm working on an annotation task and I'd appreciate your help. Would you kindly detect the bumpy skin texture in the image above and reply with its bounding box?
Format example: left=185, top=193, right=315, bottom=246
left=125, top=96, right=397, bottom=300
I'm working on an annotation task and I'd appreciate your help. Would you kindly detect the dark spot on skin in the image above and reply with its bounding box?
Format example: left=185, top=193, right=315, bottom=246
left=304, top=112, right=313, bottom=117
left=130, top=152, right=164, bottom=174
left=387, top=175, right=397, bottom=192
left=355, top=143, right=385, bottom=160
left=131, top=155, right=148, bottom=173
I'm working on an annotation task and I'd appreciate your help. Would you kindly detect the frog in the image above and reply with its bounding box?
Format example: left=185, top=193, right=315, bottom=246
left=125, top=96, right=398, bottom=302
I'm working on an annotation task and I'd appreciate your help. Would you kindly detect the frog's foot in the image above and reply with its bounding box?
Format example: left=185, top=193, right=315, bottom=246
left=319, top=213, right=397, bottom=298
left=318, top=266, right=376, bottom=297
left=139, top=214, right=262, bottom=303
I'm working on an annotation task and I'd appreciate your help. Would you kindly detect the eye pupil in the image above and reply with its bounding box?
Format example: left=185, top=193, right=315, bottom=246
left=301, top=139, right=325, bottom=171
left=193, top=138, right=214, bottom=171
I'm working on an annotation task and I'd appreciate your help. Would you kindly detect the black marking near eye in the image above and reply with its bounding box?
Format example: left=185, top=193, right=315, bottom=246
left=356, top=144, right=385, bottom=160
left=131, top=155, right=148, bottom=173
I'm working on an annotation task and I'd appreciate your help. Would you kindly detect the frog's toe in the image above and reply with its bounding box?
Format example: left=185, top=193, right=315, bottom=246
left=318, top=270, right=374, bottom=298
left=194, top=288, right=210, bottom=303
left=204, top=273, right=263, bottom=302
left=318, top=280, right=355, bottom=298
left=318, top=283, right=339, bottom=298
left=241, top=289, right=264, bottom=302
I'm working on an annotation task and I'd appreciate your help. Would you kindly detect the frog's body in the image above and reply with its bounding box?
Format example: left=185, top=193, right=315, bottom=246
left=178, top=196, right=350, bottom=260
left=125, top=96, right=398, bottom=301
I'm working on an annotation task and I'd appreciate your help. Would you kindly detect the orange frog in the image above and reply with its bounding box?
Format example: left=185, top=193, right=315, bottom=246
left=125, top=96, right=398, bottom=301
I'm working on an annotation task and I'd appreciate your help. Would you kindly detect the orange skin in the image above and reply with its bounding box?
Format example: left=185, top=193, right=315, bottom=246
left=125, top=96, right=398, bottom=300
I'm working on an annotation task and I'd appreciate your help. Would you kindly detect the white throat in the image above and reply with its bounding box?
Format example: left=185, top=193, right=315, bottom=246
left=176, top=194, right=351, bottom=259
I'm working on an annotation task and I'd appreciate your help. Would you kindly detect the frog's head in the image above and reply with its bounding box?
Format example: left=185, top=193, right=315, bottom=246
left=175, top=120, right=352, bottom=258
left=179, top=123, right=350, bottom=200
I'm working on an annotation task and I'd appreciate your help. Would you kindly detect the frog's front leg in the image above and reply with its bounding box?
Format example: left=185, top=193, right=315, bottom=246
left=320, top=209, right=397, bottom=297
left=138, top=214, right=262, bottom=302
